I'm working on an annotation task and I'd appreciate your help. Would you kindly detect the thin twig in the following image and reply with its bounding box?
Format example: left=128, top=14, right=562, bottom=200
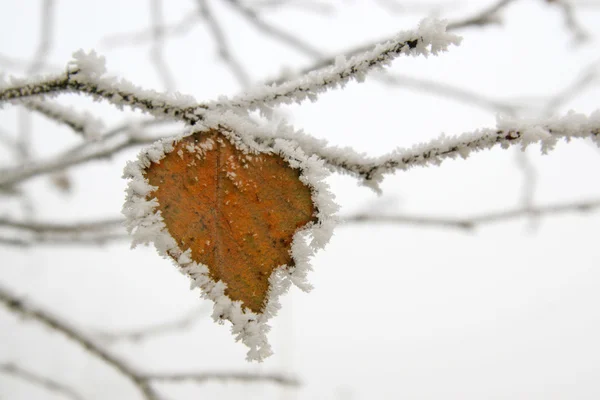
left=0, top=285, right=161, bottom=400
left=0, top=363, right=86, bottom=400
left=150, top=0, right=177, bottom=91
left=224, top=0, right=324, bottom=59
left=143, top=371, right=300, bottom=386
left=197, top=0, right=251, bottom=87
left=343, top=198, right=600, bottom=230
left=0, top=217, right=123, bottom=234
left=94, top=305, right=209, bottom=343
left=266, top=0, right=516, bottom=86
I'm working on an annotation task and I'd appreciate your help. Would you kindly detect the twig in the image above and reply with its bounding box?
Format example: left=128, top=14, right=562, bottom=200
left=376, top=72, right=517, bottom=114
left=197, top=0, right=251, bottom=87
left=19, top=99, right=104, bottom=139
left=210, top=19, right=460, bottom=111
left=250, top=110, right=600, bottom=188
left=143, top=371, right=300, bottom=386
left=224, top=0, right=323, bottom=59
left=0, top=132, right=163, bottom=188
left=0, top=287, right=301, bottom=393
left=0, top=285, right=161, bottom=400
left=548, top=0, right=589, bottom=43
left=95, top=305, right=209, bottom=343
left=266, top=0, right=515, bottom=86
left=343, top=198, right=600, bottom=230
left=0, top=362, right=85, bottom=400
left=0, top=217, right=123, bottom=234
left=0, top=232, right=128, bottom=247
left=149, top=0, right=177, bottom=91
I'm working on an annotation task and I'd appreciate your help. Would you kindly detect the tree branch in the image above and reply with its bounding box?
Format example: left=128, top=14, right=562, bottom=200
left=0, top=362, right=85, bottom=400
left=0, top=284, right=161, bottom=400
left=343, top=198, right=600, bottom=230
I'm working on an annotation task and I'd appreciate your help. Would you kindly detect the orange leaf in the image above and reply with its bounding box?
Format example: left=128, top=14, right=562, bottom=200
left=122, top=124, right=336, bottom=361
left=145, top=128, right=316, bottom=314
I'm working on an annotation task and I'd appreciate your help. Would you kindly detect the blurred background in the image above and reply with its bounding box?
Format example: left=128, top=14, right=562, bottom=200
left=1, top=0, right=599, bottom=399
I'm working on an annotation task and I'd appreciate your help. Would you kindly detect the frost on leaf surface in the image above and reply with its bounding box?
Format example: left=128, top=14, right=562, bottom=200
left=122, top=125, right=334, bottom=361
left=145, top=129, right=316, bottom=313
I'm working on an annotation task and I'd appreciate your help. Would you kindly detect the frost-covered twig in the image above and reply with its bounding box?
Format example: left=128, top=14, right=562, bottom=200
left=0, top=284, right=161, bottom=400
left=142, top=371, right=299, bottom=386
left=197, top=0, right=251, bottom=87
left=343, top=198, right=600, bottom=230
left=211, top=18, right=461, bottom=113
left=19, top=99, right=103, bottom=139
left=266, top=0, right=512, bottom=86
left=295, top=110, right=600, bottom=185
left=0, top=362, right=85, bottom=400
left=0, top=57, right=203, bottom=124
left=95, top=305, right=209, bottom=343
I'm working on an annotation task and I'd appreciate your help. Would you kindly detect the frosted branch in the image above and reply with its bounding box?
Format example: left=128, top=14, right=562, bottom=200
left=266, top=0, right=512, bottom=86
left=0, top=58, right=203, bottom=124
left=300, top=110, right=600, bottom=185
left=210, top=18, right=461, bottom=113
left=0, top=363, right=85, bottom=400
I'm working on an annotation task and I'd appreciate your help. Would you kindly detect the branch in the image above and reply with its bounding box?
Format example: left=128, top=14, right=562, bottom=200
left=210, top=18, right=461, bottom=112
left=375, top=72, right=518, bottom=115
left=0, top=130, right=163, bottom=188
left=0, top=56, right=205, bottom=125
left=224, top=0, right=323, bottom=59
left=0, top=285, right=160, bottom=400
left=343, top=198, right=600, bottom=230
left=0, top=363, right=85, bottom=400
left=197, top=0, right=251, bottom=87
left=143, top=371, right=299, bottom=386
left=149, top=0, right=176, bottom=91
left=19, top=99, right=104, bottom=139
left=266, top=0, right=514, bottom=86
left=0, top=217, right=122, bottom=234
left=94, top=305, right=209, bottom=343
left=290, top=110, right=600, bottom=186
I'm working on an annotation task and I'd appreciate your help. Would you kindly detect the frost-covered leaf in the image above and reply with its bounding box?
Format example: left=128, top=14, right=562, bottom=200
left=122, top=125, right=337, bottom=361
left=146, top=129, right=316, bottom=313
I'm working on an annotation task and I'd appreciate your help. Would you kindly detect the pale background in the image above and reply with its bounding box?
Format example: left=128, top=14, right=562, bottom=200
left=1, top=0, right=599, bottom=399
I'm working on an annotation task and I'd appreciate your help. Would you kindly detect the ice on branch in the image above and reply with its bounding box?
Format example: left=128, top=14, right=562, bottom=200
left=204, top=18, right=462, bottom=115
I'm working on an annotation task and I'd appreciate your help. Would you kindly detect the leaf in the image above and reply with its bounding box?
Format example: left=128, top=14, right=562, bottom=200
left=144, top=128, right=316, bottom=314
left=123, top=123, right=336, bottom=361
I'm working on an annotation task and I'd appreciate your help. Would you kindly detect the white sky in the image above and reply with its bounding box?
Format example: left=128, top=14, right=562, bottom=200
left=1, top=1, right=600, bottom=399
